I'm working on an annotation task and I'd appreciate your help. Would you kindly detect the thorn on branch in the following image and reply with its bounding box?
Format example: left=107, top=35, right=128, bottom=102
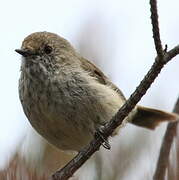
left=164, top=44, right=168, bottom=53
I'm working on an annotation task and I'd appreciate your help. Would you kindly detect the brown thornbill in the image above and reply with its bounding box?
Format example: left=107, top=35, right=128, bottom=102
left=16, top=32, right=179, bottom=151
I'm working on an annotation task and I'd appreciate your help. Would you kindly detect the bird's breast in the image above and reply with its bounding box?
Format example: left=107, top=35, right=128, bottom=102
left=19, top=70, right=124, bottom=151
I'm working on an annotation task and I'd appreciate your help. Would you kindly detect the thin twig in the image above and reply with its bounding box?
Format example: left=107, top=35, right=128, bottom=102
left=164, top=45, right=179, bottom=62
left=50, top=0, right=179, bottom=179
left=150, top=0, right=163, bottom=59
left=153, top=98, right=179, bottom=180
left=51, top=46, right=179, bottom=180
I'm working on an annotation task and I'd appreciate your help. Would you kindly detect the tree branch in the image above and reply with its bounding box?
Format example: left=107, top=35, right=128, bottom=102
left=153, top=98, right=179, bottom=180
left=50, top=45, right=179, bottom=180
left=150, top=0, right=163, bottom=59
left=51, top=1, right=179, bottom=179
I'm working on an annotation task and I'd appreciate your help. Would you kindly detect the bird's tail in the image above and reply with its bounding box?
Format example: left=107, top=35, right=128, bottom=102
left=130, top=106, right=179, bottom=130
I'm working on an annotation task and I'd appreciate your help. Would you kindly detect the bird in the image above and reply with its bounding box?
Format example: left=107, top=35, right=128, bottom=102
left=16, top=31, right=178, bottom=151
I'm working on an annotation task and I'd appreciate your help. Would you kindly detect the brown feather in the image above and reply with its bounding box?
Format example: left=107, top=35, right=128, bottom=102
left=80, top=57, right=126, bottom=101
left=132, top=106, right=179, bottom=129
left=79, top=57, right=179, bottom=130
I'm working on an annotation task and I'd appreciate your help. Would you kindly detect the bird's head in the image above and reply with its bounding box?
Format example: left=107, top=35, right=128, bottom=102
left=15, top=31, right=76, bottom=72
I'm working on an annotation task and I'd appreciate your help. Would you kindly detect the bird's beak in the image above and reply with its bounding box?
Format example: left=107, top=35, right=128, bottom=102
left=15, top=49, right=37, bottom=57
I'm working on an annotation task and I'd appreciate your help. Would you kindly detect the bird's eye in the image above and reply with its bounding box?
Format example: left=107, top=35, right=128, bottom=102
left=44, top=45, right=52, bottom=54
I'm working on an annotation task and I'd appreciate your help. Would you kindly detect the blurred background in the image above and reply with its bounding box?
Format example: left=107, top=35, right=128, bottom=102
left=0, top=0, right=179, bottom=179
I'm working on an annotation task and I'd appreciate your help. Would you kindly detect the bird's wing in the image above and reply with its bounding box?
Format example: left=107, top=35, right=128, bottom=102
left=80, top=57, right=179, bottom=130
left=80, top=57, right=126, bottom=101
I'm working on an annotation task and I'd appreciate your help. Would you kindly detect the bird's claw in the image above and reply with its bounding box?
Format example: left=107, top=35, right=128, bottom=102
left=95, top=128, right=111, bottom=150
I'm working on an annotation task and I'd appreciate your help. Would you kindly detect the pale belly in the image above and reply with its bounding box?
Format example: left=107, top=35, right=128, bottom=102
left=19, top=74, right=124, bottom=151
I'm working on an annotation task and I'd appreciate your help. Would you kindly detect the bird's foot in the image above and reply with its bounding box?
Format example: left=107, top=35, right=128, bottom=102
left=95, top=128, right=111, bottom=150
